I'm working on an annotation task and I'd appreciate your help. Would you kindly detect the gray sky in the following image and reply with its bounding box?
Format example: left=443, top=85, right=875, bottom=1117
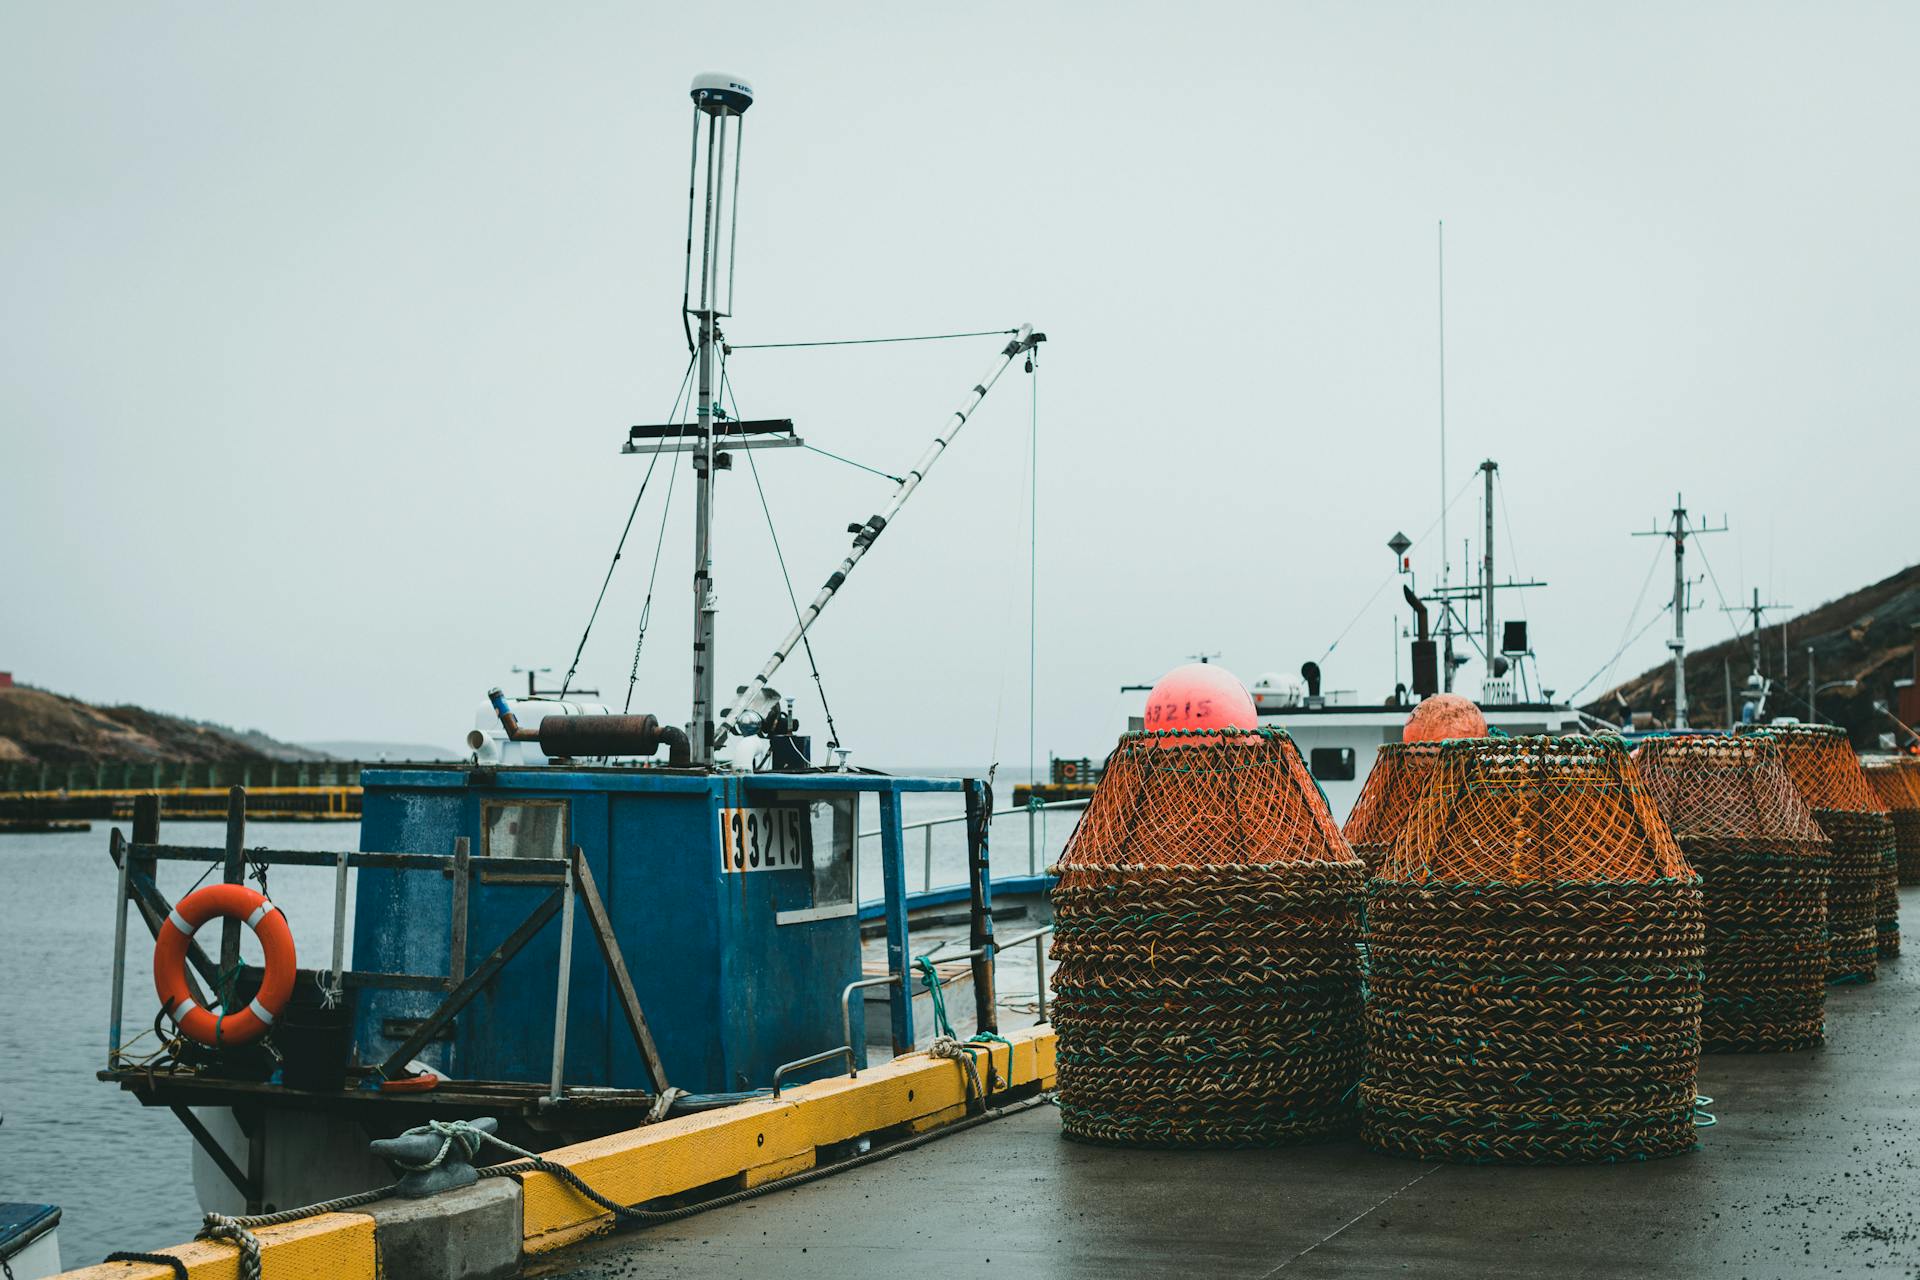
left=4, top=2, right=1916, bottom=764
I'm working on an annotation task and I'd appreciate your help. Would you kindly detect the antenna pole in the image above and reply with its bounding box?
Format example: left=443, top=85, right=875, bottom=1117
left=1436, top=221, right=1450, bottom=689
left=715, top=327, right=1043, bottom=746
left=1481, top=459, right=1496, bottom=688
left=1670, top=497, right=1688, bottom=729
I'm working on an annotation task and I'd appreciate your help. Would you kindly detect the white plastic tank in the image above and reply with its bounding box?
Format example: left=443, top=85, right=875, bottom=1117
left=467, top=698, right=612, bottom=766
left=1251, top=673, right=1305, bottom=712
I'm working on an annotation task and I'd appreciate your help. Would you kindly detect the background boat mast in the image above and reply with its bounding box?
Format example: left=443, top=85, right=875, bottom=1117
left=1632, top=495, right=1725, bottom=730
left=1481, top=459, right=1497, bottom=684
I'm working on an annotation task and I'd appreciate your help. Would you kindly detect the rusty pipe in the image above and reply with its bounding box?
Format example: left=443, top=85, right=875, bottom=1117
left=537, top=714, right=692, bottom=767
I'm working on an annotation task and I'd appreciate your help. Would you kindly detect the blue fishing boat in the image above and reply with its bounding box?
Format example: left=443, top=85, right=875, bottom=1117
left=97, top=70, right=1050, bottom=1221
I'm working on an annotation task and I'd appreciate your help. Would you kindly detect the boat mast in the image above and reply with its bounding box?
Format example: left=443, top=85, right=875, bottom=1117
left=1633, top=495, right=1724, bottom=731
left=1480, top=459, right=1496, bottom=686
left=1436, top=221, right=1452, bottom=690
left=685, top=74, right=753, bottom=766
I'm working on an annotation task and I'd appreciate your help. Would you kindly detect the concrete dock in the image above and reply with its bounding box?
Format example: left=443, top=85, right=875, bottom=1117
left=542, top=893, right=1920, bottom=1280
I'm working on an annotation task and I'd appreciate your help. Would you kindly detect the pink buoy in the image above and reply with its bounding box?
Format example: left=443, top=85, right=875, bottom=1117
left=1142, top=663, right=1258, bottom=742
left=1403, top=693, right=1489, bottom=743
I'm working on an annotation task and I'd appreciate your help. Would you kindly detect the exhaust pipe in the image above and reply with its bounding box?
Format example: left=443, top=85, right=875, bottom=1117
left=486, top=690, right=692, bottom=766
left=537, top=715, right=692, bottom=767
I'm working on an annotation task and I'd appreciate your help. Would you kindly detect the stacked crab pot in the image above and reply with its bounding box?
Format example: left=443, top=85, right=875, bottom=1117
left=1359, top=735, right=1705, bottom=1165
left=1049, top=727, right=1365, bottom=1147
left=1342, top=742, right=1444, bottom=877
left=1744, top=724, right=1896, bottom=978
left=1633, top=735, right=1831, bottom=1052
left=1863, top=759, right=1920, bottom=887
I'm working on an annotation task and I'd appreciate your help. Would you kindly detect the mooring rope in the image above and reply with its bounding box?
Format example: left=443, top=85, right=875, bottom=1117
left=164, top=1088, right=1049, bottom=1279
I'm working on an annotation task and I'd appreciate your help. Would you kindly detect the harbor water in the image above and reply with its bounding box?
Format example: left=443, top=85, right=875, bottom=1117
left=0, top=785, right=1077, bottom=1264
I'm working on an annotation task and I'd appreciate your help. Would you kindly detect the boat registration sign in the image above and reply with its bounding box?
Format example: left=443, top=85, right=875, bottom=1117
left=719, top=805, right=807, bottom=873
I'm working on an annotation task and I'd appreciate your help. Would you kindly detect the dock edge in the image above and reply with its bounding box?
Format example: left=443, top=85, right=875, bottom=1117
left=51, top=1025, right=1058, bottom=1280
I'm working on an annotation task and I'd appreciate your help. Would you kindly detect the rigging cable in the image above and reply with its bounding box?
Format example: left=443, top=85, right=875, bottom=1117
left=729, top=327, right=1018, bottom=351
left=1587, top=535, right=1668, bottom=705
left=1316, top=470, right=1481, bottom=667
left=623, top=402, right=692, bottom=713
left=986, top=346, right=1039, bottom=777
left=1566, top=599, right=1677, bottom=707
left=559, top=355, right=696, bottom=698
left=1028, top=353, right=1039, bottom=833
left=721, top=369, right=843, bottom=748
left=799, top=441, right=903, bottom=483
left=1690, top=527, right=1744, bottom=644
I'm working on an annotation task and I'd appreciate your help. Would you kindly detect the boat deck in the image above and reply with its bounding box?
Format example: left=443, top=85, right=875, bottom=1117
left=542, top=894, right=1920, bottom=1279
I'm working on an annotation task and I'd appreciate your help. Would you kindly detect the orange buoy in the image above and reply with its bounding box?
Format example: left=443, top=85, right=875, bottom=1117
left=1142, top=663, right=1258, bottom=740
left=154, top=883, right=297, bottom=1047
left=1403, top=693, right=1488, bottom=743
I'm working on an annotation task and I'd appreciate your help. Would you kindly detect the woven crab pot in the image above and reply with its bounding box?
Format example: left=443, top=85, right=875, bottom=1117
left=1048, top=727, right=1365, bottom=1147
left=1863, top=760, right=1920, bottom=887
left=1743, top=724, right=1895, bottom=977
left=1633, top=735, right=1830, bottom=1052
left=1343, top=742, right=1443, bottom=876
left=1359, top=735, right=1704, bottom=1165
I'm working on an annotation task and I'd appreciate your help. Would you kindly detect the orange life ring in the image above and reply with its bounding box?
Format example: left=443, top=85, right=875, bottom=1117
left=154, top=883, right=297, bottom=1047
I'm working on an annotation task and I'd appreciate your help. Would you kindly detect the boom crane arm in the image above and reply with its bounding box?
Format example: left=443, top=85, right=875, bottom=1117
left=714, top=324, right=1043, bottom=748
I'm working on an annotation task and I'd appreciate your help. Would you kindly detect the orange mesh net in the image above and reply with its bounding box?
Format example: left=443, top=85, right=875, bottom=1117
left=1381, top=735, right=1689, bottom=883
left=1629, top=734, right=1830, bottom=1051
left=1737, top=723, right=1884, bottom=813
left=1740, top=725, right=1894, bottom=974
left=1863, top=759, right=1920, bottom=813
left=1048, top=727, right=1364, bottom=1146
left=1864, top=758, right=1920, bottom=887
left=1054, top=728, right=1352, bottom=876
left=1342, top=742, right=1443, bottom=872
left=1630, top=734, right=1825, bottom=848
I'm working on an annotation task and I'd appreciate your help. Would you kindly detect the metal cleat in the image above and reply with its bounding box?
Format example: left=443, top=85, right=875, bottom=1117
left=370, top=1117, right=500, bottom=1198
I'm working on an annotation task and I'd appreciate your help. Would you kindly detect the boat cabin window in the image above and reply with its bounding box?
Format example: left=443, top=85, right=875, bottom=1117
left=1309, top=747, right=1356, bottom=782
left=805, top=797, right=855, bottom=912
left=481, top=800, right=569, bottom=860
left=757, top=792, right=856, bottom=924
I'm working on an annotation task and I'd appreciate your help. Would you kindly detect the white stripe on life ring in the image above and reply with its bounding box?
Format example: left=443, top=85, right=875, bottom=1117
left=245, top=901, right=275, bottom=929
left=246, top=998, right=276, bottom=1027
left=166, top=907, right=192, bottom=936
left=171, top=995, right=199, bottom=1020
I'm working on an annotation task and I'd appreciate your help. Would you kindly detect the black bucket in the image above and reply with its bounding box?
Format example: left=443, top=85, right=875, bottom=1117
left=276, top=990, right=356, bottom=1092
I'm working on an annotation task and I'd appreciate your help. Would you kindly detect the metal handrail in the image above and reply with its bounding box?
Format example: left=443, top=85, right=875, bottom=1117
left=994, top=923, right=1054, bottom=1023
left=771, top=1046, right=855, bottom=1098
left=855, top=796, right=1086, bottom=841
left=775, top=971, right=913, bottom=1097
left=840, top=974, right=900, bottom=1076
left=858, top=797, right=1084, bottom=888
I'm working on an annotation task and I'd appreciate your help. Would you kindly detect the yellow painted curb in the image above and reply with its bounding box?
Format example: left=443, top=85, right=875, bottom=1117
left=519, top=1024, right=1057, bottom=1252
left=49, top=1027, right=1056, bottom=1274
left=52, top=1211, right=377, bottom=1280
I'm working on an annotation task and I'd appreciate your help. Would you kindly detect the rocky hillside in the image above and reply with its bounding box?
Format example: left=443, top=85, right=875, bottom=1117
left=1585, top=562, right=1920, bottom=746
left=0, top=686, right=331, bottom=765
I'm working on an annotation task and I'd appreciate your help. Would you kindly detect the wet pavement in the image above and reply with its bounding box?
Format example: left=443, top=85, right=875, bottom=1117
left=543, top=889, right=1920, bottom=1279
